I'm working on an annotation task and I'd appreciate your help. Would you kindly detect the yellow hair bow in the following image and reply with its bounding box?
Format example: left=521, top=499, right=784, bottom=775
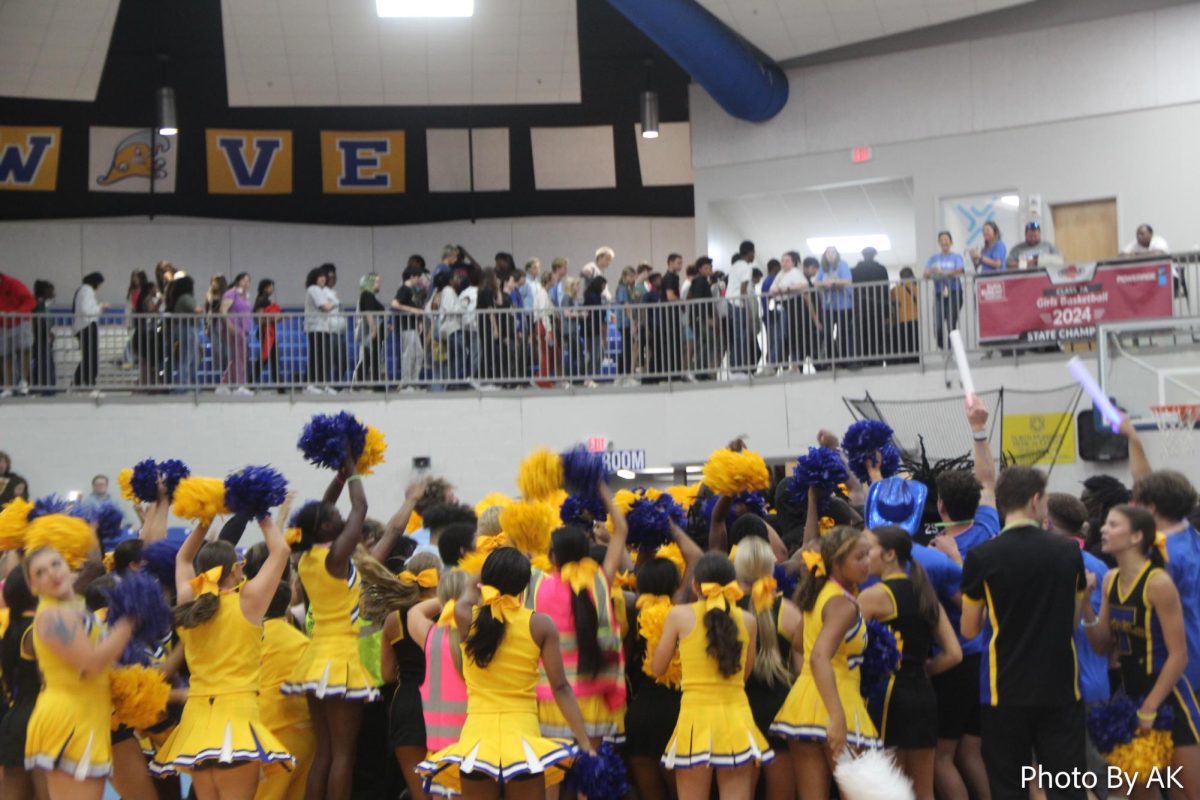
left=636, top=593, right=671, bottom=611
left=655, top=543, right=685, bottom=575
left=800, top=550, right=825, bottom=577
left=480, top=585, right=521, bottom=623
left=751, top=576, right=778, bottom=613
left=819, top=516, right=835, bottom=534
left=613, top=570, right=637, bottom=591
left=1155, top=531, right=1168, bottom=562
left=700, top=581, right=743, bottom=611
left=728, top=544, right=739, bottom=562
left=189, top=565, right=223, bottom=598
left=437, top=598, right=457, bottom=626
left=285, top=527, right=302, bottom=546
left=400, top=568, right=439, bottom=589
left=476, top=532, right=508, bottom=553
left=102, top=552, right=115, bottom=573
left=560, top=557, right=600, bottom=594
left=531, top=553, right=553, bottom=573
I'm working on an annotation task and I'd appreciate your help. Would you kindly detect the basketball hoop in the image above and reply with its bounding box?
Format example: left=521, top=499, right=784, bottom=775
left=1149, top=404, right=1200, bottom=456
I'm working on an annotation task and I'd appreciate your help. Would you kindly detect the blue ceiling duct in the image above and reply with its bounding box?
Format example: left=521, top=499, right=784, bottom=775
left=606, top=0, right=789, bottom=122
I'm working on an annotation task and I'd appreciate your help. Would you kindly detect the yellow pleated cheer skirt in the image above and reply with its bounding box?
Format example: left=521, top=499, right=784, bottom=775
left=25, top=689, right=113, bottom=780
left=417, top=709, right=576, bottom=791
left=661, top=692, right=774, bottom=770
left=281, top=634, right=379, bottom=702
left=537, top=695, right=625, bottom=741
left=149, top=692, right=296, bottom=776
left=769, top=673, right=880, bottom=749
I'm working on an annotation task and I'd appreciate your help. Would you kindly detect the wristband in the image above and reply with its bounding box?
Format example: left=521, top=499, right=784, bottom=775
left=971, top=429, right=988, bottom=441
left=1081, top=617, right=1100, bottom=628
left=345, top=475, right=364, bottom=484
left=1137, top=709, right=1157, bottom=721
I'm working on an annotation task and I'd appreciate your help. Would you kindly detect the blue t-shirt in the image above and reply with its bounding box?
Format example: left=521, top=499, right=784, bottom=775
left=926, top=252, right=964, bottom=292
left=1077, top=550, right=1111, bottom=704
left=978, top=241, right=1007, bottom=273
left=815, top=261, right=854, bottom=311
left=1165, top=525, right=1200, bottom=687
left=951, top=505, right=1001, bottom=656
left=911, top=542, right=963, bottom=610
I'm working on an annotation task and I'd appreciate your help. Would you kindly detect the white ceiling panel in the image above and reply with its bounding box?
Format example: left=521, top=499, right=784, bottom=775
left=694, top=0, right=1035, bottom=61
left=0, top=0, right=119, bottom=101
left=222, top=0, right=581, bottom=107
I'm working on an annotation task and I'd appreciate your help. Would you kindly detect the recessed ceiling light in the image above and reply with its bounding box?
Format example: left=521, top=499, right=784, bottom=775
left=616, top=469, right=636, bottom=480
left=376, top=0, right=474, bottom=17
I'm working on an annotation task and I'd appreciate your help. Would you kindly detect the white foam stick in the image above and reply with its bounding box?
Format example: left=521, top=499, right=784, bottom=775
left=949, top=329, right=975, bottom=404
left=1068, top=356, right=1122, bottom=433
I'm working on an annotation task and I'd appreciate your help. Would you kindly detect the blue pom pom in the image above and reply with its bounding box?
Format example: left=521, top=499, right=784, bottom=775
left=627, top=493, right=685, bottom=551
left=791, top=447, right=850, bottom=515
left=563, top=742, right=629, bottom=800
left=105, top=571, right=173, bottom=666
left=560, top=445, right=608, bottom=497
left=224, top=465, right=288, bottom=520
left=859, top=620, right=902, bottom=707
left=773, top=563, right=799, bottom=600
left=131, top=459, right=160, bottom=503
left=93, top=502, right=127, bottom=549
left=560, top=494, right=608, bottom=528
left=298, top=412, right=368, bottom=471
left=141, top=539, right=182, bottom=592
left=157, top=459, right=191, bottom=499
left=28, top=494, right=70, bottom=521
left=702, top=491, right=767, bottom=532
left=1087, top=693, right=1137, bottom=754
left=1152, top=700, right=1174, bottom=731
left=843, top=420, right=901, bottom=482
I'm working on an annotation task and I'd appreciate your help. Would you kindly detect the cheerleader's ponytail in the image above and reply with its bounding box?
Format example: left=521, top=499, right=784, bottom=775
left=464, top=548, right=531, bottom=668
left=550, top=526, right=603, bottom=678
left=734, top=537, right=791, bottom=687
left=173, top=542, right=235, bottom=629
left=694, top=553, right=742, bottom=679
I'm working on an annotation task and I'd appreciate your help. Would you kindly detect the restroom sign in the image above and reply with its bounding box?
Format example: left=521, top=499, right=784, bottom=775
left=602, top=450, right=646, bottom=472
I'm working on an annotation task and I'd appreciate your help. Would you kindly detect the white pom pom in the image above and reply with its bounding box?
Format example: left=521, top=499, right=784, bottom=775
left=833, top=747, right=914, bottom=800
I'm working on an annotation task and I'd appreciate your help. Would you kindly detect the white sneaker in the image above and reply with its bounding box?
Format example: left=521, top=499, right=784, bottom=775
left=215, top=385, right=231, bottom=395
left=16, top=381, right=28, bottom=396
left=304, top=385, right=324, bottom=395
left=0, top=389, right=11, bottom=399
left=234, top=386, right=254, bottom=397
left=584, top=379, right=598, bottom=389
left=89, top=389, right=104, bottom=399
left=324, top=386, right=339, bottom=395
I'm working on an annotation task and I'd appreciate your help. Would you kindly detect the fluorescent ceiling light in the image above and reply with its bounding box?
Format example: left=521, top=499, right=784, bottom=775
left=1000, top=194, right=1020, bottom=207
left=616, top=469, right=636, bottom=480
left=806, top=234, right=892, bottom=254
left=377, top=0, right=474, bottom=17
left=685, top=465, right=703, bottom=473
left=639, top=467, right=674, bottom=475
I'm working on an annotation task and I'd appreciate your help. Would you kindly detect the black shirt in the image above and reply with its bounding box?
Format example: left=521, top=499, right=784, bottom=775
left=662, top=271, right=681, bottom=301
left=688, top=275, right=712, bottom=300
left=359, top=291, right=384, bottom=314
left=961, top=522, right=1085, bottom=707
left=853, top=260, right=890, bottom=310
left=394, top=285, right=420, bottom=331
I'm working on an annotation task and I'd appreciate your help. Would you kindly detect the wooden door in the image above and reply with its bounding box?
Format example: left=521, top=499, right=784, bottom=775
left=1050, top=198, right=1118, bottom=262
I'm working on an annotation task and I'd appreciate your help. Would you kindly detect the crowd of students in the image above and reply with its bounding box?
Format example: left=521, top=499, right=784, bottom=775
left=0, top=400, right=1196, bottom=800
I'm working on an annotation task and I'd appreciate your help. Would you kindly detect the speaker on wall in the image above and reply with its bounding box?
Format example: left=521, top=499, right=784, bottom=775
left=1077, top=409, right=1129, bottom=462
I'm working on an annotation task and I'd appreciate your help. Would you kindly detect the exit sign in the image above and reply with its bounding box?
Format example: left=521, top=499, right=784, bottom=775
left=851, top=146, right=872, bottom=163
left=587, top=437, right=607, bottom=453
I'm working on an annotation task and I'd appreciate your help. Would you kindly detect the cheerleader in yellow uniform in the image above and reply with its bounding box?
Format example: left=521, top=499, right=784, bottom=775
left=23, top=544, right=134, bottom=800
left=651, top=552, right=773, bottom=800
left=282, top=458, right=375, bottom=800
left=255, top=580, right=315, bottom=800
left=771, top=526, right=878, bottom=800
left=417, top=547, right=595, bottom=800
left=150, top=511, right=295, bottom=798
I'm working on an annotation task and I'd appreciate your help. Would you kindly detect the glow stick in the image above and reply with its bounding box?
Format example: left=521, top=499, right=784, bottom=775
left=1068, top=356, right=1121, bottom=433
left=949, top=329, right=975, bottom=405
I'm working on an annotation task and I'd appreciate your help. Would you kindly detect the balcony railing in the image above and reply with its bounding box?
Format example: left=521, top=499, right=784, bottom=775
left=0, top=254, right=1194, bottom=398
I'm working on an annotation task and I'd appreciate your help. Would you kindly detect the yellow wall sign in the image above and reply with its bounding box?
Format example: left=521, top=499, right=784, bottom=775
left=206, top=129, right=293, bottom=194
left=0, top=126, right=61, bottom=191
left=1001, top=413, right=1076, bottom=466
left=320, top=130, right=405, bottom=194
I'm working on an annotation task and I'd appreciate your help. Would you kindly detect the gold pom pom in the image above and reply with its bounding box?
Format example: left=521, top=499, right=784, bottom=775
left=25, top=514, right=96, bottom=570
left=117, top=468, right=135, bottom=502
left=636, top=596, right=682, bottom=688
left=516, top=449, right=563, bottom=502
left=665, top=484, right=701, bottom=512
left=655, top=543, right=686, bottom=575
left=547, top=489, right=568, bottom=510
left=0, top=497, right=33, bottom=552
left=473, top=492, right=513, bottom=518
left=405, top=511, right=423, bottom=535
left=171, top=477, right=228, bottom=521
left=458, top=549, right=487, bottom=577
left=1106, top=730, right=1173, bottom=787
left=702, top=448, right=770, bottom=496
left=356, top=425, right=387, bottom=476
left=500, top=500, right=557, bottom=555
left=109, top=665, right=170, bottom=730
left=531, top=553, right=553, bottom=573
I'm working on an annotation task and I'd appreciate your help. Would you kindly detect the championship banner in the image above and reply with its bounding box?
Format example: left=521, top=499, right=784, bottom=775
left=0, top=126, right=61, bottom=191
left=89, top=127, right=177, bottom=193
left=320, top=130, right=405, bottom=194
left=976, top=260, right=1173, bottom=343
left=1002, top=412, right=1076, bottom=466
left=206, top=129, right=293, bottom=194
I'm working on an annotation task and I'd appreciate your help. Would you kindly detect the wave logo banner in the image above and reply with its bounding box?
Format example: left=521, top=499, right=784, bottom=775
left=0, top=126, right=61, bottom=191
left=320, top=130, right=405, bottom=194
left=89, top=127, right=177, bottom=193
left=206, top=129, right=293, bottom=194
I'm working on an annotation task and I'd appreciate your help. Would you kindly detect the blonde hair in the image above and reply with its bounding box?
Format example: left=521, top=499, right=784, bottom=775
left=358, top=551, right=443, bottom=623
left=595, top=246, right=615, bottom=261
left=477, top=506, right=502, bottom=537
left=733, top=537, right=792, bottom=688
left=438, top=569, right=471, bottom=676
left=551, top=257, right=568, bottom=272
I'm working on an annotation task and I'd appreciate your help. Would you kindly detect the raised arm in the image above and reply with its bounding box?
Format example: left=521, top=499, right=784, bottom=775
left=327, top=455, right=368, bottom=574
left=803, top=486, right=821, bottom=548
left=967, top=397, right=996, bottom=506
left=707, top=494, right=733, bottom=553
left=371, top=478, right=428, bottom=563
left=599, top=483, right=628, bottom=581
left=139, top=479, right=171, bottom=544
left=240, top=514, right=290, bottom=624
left=174, top=517, right=214, bottom=604
left=407, top=597, right=442, bottom=648
left=37, top=606, right=133, bottom=678
left=1118, top=415, right=1151, bottom=484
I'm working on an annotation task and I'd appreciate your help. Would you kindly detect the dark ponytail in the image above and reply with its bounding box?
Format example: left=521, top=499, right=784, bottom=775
left=289, top=500, right=326, bottom=553
left=795, top=526, right=862, bottom=612
left=173, top=541, right=236, bottom=629
left=873, top=525, right=939, bottom=628
left=464, top=548, right=531, bottom=669
left=693, top=552, right=742, bottom=679
left=550, top=526, right=602, bottom=678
